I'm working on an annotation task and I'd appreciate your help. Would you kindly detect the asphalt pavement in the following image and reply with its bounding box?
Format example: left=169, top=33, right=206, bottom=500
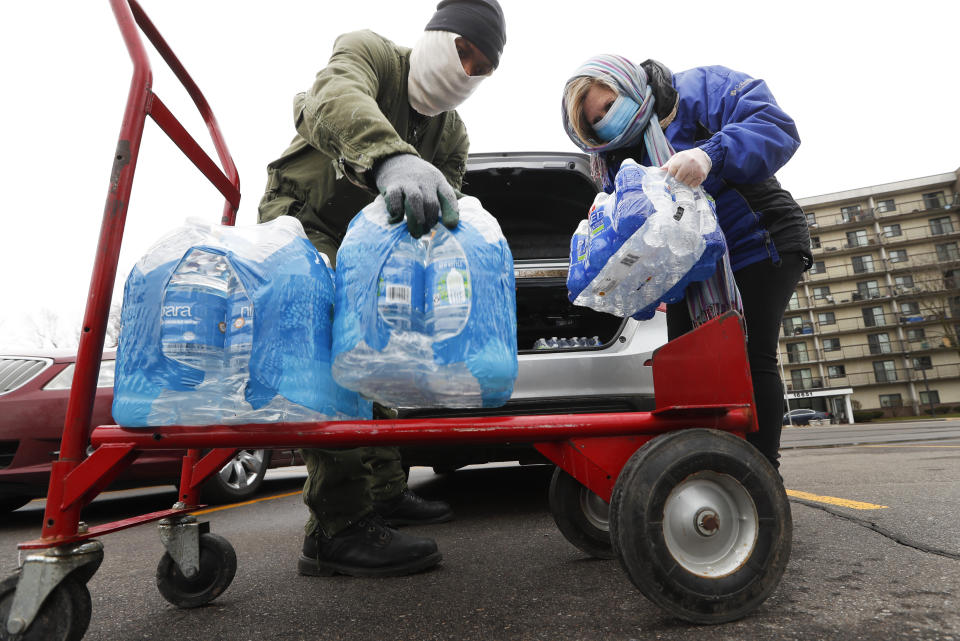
left=1, top=420, right=959, bottom=640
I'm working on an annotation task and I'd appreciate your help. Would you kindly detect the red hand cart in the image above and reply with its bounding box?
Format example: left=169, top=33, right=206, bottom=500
left=1, top=2, right=792, bottom=638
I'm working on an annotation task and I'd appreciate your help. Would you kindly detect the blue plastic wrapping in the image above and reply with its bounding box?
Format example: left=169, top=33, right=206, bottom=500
left=113, top=216, right=372, bottom=427
left=567, top=161, right=727, bottom=319
left=332, top=196, right=518, bottom=409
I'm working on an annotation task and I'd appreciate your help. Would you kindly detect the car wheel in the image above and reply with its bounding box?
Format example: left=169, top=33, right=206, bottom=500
left=200, top=449, right=271, bottom=504
left=0, top=495, right=33, bottom=514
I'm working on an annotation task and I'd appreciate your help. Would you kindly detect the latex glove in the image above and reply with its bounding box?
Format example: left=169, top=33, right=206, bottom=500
left=661, top=148, right=712, bottom=188
left=373, top=154, right=459, bottom=238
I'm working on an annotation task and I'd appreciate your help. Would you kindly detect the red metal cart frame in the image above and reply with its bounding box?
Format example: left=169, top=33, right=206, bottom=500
left=4, top=2, right=792, bottom=638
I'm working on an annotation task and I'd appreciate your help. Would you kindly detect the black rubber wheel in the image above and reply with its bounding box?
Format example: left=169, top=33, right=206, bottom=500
left=200, top=449, right=271, bottom=504
left=609, top=429, right=792, bottom=624
left=156, top=533, right=237, bottom=608
left=0, top=495, right=32, bottom=514
left=0, top=573, right=91, bottom=641
left=548, top=467, right=614, bottom=559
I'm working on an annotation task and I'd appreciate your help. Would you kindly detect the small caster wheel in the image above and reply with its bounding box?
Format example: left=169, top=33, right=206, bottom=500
left=156, top=532, right=237, bottom=608
left=0, top=573, right=91, bottom=641
left=548, top=467, right=614, bottom=559
left=609, top=429, right=792, bottom=624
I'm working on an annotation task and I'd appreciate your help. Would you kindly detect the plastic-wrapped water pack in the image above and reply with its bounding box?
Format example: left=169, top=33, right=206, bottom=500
left=567, top=160, right=727, bottom=319
left=113, top=216, right=371, bottom=427
left=332, top=196, right=518, bottom=409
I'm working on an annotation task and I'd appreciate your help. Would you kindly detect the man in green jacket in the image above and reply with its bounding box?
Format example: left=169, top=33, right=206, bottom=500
left=259, top=0, right=506, bottom=577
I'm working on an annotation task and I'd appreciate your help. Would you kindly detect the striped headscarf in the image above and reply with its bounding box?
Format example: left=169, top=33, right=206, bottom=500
left=561, top=55, right=675, bottom=175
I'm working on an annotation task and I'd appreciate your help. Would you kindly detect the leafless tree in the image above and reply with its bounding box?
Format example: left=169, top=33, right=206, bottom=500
left=27, top=308, right=80, bottom=349
left=104, top=302, right=123, bottom=349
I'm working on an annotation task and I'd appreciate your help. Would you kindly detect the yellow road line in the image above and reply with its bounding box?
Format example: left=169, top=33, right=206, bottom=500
left=191, top=489, right=303, bottom=516
left=786, top=489, right=888, bottom=510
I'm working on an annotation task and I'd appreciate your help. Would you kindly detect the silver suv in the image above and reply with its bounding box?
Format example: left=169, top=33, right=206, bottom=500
left=399, top=152, right=668, bottom=470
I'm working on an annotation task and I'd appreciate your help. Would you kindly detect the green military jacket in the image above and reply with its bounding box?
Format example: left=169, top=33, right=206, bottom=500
left=258, top=30, right=470, bottom=264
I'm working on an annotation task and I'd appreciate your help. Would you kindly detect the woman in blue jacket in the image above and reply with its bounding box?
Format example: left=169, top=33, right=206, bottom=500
left=561, top=55, right=811, bottom=471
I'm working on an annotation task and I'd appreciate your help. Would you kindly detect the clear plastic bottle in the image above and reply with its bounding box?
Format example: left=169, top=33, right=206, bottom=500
left=424, top=225, right=471, bottom=341
left=667, top=175, right=696, bottom=221
left=158, top=248, right=230, bottom=423
left=223, top=271, right=254, bottom=420
left=533, top=338, right=549, bottom=350
left=160, top=248, right=229, bottom=373
left=377, top=233, right=426, bottom=333
left=546, top=337, right=560, bottom=349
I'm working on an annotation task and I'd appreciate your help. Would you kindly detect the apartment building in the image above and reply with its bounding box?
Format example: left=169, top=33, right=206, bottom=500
left=780, top=168, right=960, bottom=421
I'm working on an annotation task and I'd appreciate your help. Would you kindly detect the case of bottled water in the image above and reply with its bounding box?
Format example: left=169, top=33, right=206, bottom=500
left=566, top=161, right=727, bottom=320
left=113, top=216, right=371, bottom=427
left=331, top=196, right=518, bottom=409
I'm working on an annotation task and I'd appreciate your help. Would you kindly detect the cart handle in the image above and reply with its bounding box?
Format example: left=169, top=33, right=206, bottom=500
left=44, top=0, right=242, bottom=541
left=119, top=0, right=240, bottom=221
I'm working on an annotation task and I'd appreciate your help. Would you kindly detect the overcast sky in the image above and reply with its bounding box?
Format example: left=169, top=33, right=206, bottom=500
left=1, top=0, right=957, bottom=350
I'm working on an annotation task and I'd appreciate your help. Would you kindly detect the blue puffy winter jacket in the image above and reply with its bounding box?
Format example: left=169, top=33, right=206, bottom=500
left=607, top=66, right=804, bottom=272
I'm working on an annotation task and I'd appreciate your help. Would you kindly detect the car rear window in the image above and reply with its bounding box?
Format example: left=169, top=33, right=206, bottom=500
left=44, top=360, right=116, bottom=391
left=0, top=357, right=52, bottom=395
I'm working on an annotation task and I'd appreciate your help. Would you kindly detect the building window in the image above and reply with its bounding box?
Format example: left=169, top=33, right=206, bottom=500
left=783, top=316, right=803, bottom=336
left=894, top=275, right=914, bottom=291
left=882, top=223, right=902, bottom=237
left=876, top=199, right=896, bottom=213
left=810, top=236, right=821, bottom=249
left=812, top=286, right=831, bottom=300
left=822, top=338, right=841, bottom=351
left=787, top=291, right=800, bottom=311
left=857, top=280, right=882, bottom=299
left=852, top=255, right=875, bottom=273
left=790, top=369, right=813, bottom=390
left=786, top=342, right=809, bottom=364
left=846, top=229, right=868, bottom=248
left=827, top=365, right=846, bottom=378
left=930, top=216, right=954, bottom=236
left=913, top=355, right=933, bottom=370
left=888, top=249, right=908, bottom=263
left=945, top=269, right=959, bottom=290
left=810, top=260, right=826, bottom=275
left=935, top=242, right=960, bottom=262
left=873, top=360, right=898, bottom=383
left=867, top=333, right=892, bottom=355
left=863, top=306, right=885, bottom=328
left=817, top=312, right=836, bottom=326
left=906, top=327, right=926, bottom=341
left=879, top=393, right=903, bottom=408
left=841, top=205, right=862, bottom=222
left=920, top=390, right=941, bottom=405
left=923, top=192, right=945, bottom=210
left=805, top=212, right=817, bottom=226
left=899, top=301, right=920, bottom=315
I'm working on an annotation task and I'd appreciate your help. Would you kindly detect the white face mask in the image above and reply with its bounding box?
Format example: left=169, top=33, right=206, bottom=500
left=408, top=31, right=488, bottom=117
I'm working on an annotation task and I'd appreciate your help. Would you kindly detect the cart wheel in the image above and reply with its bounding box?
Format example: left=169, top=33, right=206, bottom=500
left=0, top=573, right=91, bottom=641
left=156, top=533, right=237, bottom=608
left=609, top=429, right=792, bottom=624
left=548, top=467, right=614, bottom=559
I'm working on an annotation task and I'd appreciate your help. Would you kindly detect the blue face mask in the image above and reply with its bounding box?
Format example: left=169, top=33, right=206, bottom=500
left=592, top=94, right=640, bottom=142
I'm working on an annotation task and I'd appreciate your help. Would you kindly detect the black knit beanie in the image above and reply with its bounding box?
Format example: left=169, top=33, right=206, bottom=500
left=424, top=0, right=506, bottom=68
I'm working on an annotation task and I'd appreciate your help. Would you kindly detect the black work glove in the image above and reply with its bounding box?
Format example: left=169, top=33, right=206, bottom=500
left=372, top=154, right=459, bottom=238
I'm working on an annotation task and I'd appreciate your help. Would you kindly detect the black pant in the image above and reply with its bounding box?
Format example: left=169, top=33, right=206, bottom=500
left=667, top=252, right=807, bottom=468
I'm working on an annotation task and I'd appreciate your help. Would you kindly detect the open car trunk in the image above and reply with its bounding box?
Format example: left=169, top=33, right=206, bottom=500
left=463, top=153, right=625, bottom=352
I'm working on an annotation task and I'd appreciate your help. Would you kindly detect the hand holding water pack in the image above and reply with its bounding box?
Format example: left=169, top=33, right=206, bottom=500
left=332, top=196, right=518, bottom=409
left=567, top=160, right=727, bottom=319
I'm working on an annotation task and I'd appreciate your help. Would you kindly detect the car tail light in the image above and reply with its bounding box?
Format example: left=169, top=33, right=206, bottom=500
left=0, top=357, right=51, bottom=395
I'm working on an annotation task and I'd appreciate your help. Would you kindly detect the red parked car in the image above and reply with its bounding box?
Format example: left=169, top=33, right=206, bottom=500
left=0, top=350, right=302, bottom=514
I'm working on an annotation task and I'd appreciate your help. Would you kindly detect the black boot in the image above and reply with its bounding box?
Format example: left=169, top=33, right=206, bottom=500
left=374, top=489, right=454, bottom=527
left=298, top=514, right=441, bottom=578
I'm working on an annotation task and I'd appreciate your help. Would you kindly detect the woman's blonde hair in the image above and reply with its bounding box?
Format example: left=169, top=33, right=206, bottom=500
left=564, top=75, right=618, bottom=145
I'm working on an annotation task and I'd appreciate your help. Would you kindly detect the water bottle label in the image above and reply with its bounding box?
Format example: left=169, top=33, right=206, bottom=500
left=427, top=258, right=470, bottom=309
left=576, top=236, right=588, bottom=262
left=160, top=287, right=227, bottom=355
left=589, top=207, right=606, bottom=236
left=226, top=293, right=254, bottom=352
left=377, top=245, right=425, bottom=332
